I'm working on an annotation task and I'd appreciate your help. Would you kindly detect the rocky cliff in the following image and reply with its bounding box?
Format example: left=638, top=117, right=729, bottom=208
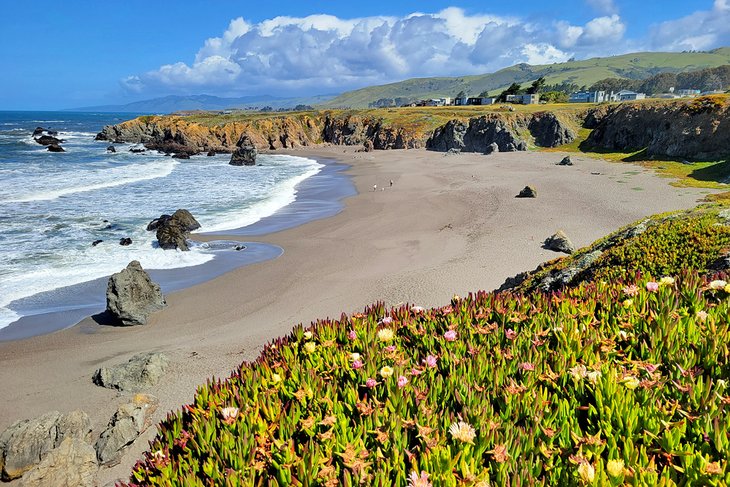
left=583, top=96, right=730, bottom=160
left=426, top=112, right=576, bottom=153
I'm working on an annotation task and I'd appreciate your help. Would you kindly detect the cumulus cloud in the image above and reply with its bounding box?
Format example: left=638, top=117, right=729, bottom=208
left=123, top=7, right=638, bottom=96
left=650, top=1, right=730, bottom=51
left=585, top=0, right=618, bottom=15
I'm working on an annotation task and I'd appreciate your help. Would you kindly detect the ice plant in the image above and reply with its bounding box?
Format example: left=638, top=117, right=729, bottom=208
left=352, top=360, right=364, bottom=370
left=696, top=310, right=709, bottom=321
left=659, top=276, right=675, bottom=286
left=710, top=279, right=727, bottom=290
left=381, top=316, right=393, bottom=325
left=303, top=331, right=313, bottom=340
left=377, top=328, right=394, bottom=342
left=348, top=329, right=357, bottom=340
left=607, top=459, right=625, bottom=478
left=622, top=376, right=640, bottom=390
left=519, top=362, right=534, bottom=371
left=622, top=284, right=640, bottom=296
left=220, top=407, right=239, bottom=425
left=424, top=354, right=438, bottom=368
left=622, top=299, right=633, bottom=308
left=444, top=330, right=457, bottom=341
left=577, top=462, right=595, bottom=484
left=646, top=281, right=659, bottom=292
left=505, top=329, right=517, bottom=340
left=586, top=370, right=602, bottom=385
left=448, top=421, right=476, bottom=444
left=380, top=366, right=394, bottom=378
left=365, top=378, right=377, bottom=388
left=271, top=373, right=282, bottom=384
left=303, top=341, right=316, bottom=354
left=407, top=471, right=432, bottom=487
left=397, top=375, right=408, bottom=388
left=411, top=306, right=425, bottom=313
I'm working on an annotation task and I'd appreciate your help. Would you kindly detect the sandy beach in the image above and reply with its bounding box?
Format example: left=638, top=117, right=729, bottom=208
left=0, top=147, right=715, bottom=484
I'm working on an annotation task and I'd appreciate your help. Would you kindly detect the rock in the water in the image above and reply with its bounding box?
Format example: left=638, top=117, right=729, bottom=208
left=19, top=438, right=98, bottom=487
left=0, top=411, right=91, bottom=481
left=230, top=135, right=257, bottom=166
left=516, top=186, right=537, bottom=198
left=206, top=150, right=216, bottom=157
left=485, top=142, right=499, bottom=154
left=32, top=127, right=45, bottom=137
left=35, top=135, right=64, bottom=146
left=154, top=209, right=201, bottom=251
left=92, top=240, right=103, bottom=247
left=119, top=237, right=132, bottom=246
left=544, top=230, right=575, bottom=254
left=234, top=245, right=245, bottom=251
left=47, top=144, right=65, bottom=152
left=95, top=394, right=159, bottom=465
left=172, top=153, right=190, bottom=159
left=556, top=156, right=573, bottom=166
left=129, top=145, right=146, bottom=154
left=93, top=353, right=168, bottom=392
left=105, top=261, right=165, bottom=326
left=107, top=145, right=116, bottom=153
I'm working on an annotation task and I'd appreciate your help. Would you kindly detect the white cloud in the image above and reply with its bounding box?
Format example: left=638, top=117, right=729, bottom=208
left=650, top=1, right=730, bottom=51
left=586, top=0, right=618, bottom=15
left=122, top=8, right=637, bottom=96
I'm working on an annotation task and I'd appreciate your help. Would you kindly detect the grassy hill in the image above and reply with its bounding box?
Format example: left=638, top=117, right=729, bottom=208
left=323, top=48, right=730, bottom=108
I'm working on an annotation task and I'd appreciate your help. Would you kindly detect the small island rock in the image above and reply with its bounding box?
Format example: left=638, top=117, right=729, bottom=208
left=544, top=230, right=575, bottom=254
left=153, top=209, right=201, bottom=251
left=230, top=135, right=257, bottom=166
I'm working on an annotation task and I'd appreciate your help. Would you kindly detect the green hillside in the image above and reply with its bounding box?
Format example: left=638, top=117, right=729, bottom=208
left=323, top=48, right=730, bottom=108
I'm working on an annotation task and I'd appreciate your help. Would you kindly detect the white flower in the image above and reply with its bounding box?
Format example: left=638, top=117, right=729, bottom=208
left=448, top=421, right=476, bottom=444
left=377, top=328, right=394, bottom=342
left=303, top=330, right=313, bottom=340
left=710, top=280, right=727, bottom=290
left=351, top=352, right=361, bottom=361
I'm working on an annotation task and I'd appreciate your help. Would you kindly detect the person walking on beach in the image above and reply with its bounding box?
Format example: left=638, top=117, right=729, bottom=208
left=373, top=184, right=377, bottom=191
left=389, top=179, right=393, bottom=187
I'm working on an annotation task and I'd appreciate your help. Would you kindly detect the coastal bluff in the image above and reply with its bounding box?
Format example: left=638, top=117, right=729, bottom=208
left=95, top=97, right=730, bottom=160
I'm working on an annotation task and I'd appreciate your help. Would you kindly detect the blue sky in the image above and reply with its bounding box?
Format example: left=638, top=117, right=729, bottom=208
left=1, top=0, right=728, bottom=110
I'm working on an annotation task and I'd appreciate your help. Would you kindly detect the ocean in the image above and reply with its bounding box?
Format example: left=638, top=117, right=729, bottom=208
left=0, top=111, right=346, bottom=338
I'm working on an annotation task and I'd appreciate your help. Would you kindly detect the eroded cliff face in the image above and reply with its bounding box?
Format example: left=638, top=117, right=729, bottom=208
left=426, top=112, right=576, bottom=153
left=584, top=98, right=730, bottom=160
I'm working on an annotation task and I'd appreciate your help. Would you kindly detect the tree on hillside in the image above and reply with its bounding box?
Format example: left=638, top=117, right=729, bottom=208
left=639, top=72, right=677, bottom=94
left=498, top=83, right=522, bottom=102
left=478, top=90, right=490, bottom=98
left=541, top=91, right=569, bottom=103
left=527, top=77, right=546, bottom=94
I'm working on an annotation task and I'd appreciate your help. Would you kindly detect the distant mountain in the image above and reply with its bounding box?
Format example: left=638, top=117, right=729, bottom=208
left=69, top=94, right=336, bottom=114
left=323, top=48, right=730, bottom=108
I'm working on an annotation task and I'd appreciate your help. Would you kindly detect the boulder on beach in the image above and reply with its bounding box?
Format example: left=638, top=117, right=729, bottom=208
left=544, top=230, right=575, bottom=254
left=152, top=209, right=201, bottom=251
left=95, top=394, right=159, bottom=465
left=230, top=135, right=257, bottom=166
left=19, top=438, right=98, bottom=487
left=0, top=410, right=91, bottom=481
left=47, top=144, right=65, bottom=152
left=516, top=186, right=537, bottom=198
left=485, top=142, right=499, bottom=155
left=105, top=261, right=165, bottom=326
left=92, top=353, right=169, bottom=392
left=556, top=155, right=573, bottom=166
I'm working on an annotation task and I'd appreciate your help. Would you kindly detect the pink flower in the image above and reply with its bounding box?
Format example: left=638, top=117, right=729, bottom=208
left=352, top=360, right=364, bottom=370
left=381, top=316, right=393, bottom=325
left=519, top=362, right=535, bottom=371
left=348, top=329, right=357, bottom=340
left=646, top=281, right=659, bottom=292
left=444, top=330, right=458, bottom=342
left=365, top=378, right=377, bottom=388
left=407, top=470, right=432, bottom=487
left=622, top=284, right=640, bottom=296
left=397, top=375, right=408, bottom=388
left=645, top=363, right=659, bottom=374
left=424, top=355, right=438, bottom=368
left=384, top=345, right=396, bottom=353
left=441, top=306, right=453, bottom=314
left=505, top=329, right=517, bottom=340
left=411, top=306, right=425, bottom=313
left=411, top=367, right=423, bottom=376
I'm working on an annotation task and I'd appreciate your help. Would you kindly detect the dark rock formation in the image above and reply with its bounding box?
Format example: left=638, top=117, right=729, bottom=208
left=47, top=144, right=65, bottom=152
left=153, top=209, right=201, bottom=251
left=427, top=116, right=527, bottom=153
left=129, top=145, right=146, bottom=153
left=516, top=186, right=537, bottom=198
left=92, top=352, right=169, bottom=392
left=35, top=135, right=64, bottom=146
left=32, top=127, right=45, bottom=137
left=172, top=153, right=190, bottom=159
left=19, top=438, right=97, bottom=487
left=359, top=140, right=374, bottom=152
left=486, top=142, right=499, bottom=155
left=583, top=99, right=730, bottom=160
left=556, top=156, right=573, bottom=166
left=95, top=394, right=158, bottom=465
left=106, top=145, right=116, bottom=153
left=105, top=261, right=165, bottom=326
left=230, top=135, right=257, bottom=166
left=544, top=230, right=575, bottom=254
left=92, top=240, right=103, bottom=247
left=528, top=112, right=576, bottom=147
left=0, top=411, right=91, bottom=480
left=119, top=238, right=132, bottom=246
left=207, top=150, right=216, bottom=157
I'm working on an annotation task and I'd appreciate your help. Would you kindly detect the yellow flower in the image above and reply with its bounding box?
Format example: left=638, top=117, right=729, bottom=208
left=725, top=284, right=730, bottom=294
left=380, top=366, right=394, bottom=378
left=271, top=373, right=282, bottom=384
left=303, top=331, right=313, bottom=340
left=659, top=276, right=675, bottom=286
left=377, top=328, right=394, bottom=342
left=303, top=342, right=316, bottom=354
left=621, top=376, right=640, bottom=390
left=577, top=462, right=595, bottom=484
left=710, top=280, right=727, bottom=290
left=448, top=421, right=476, bottom=444
left=607, top=459, right=625, bottom=478
left=622, top=299, right=633, bottom=308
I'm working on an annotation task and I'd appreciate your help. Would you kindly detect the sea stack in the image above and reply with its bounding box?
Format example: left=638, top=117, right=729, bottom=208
left=230, top=135, right=257, bottom=166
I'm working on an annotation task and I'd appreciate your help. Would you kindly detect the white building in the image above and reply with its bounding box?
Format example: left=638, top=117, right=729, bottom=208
left=568, top=91, right=619, bottom=103
left=505, top=94, right=540, bottom=104
left=677, top=89, right=701, bottom=97
left=618, top=90, right=646, bottom=101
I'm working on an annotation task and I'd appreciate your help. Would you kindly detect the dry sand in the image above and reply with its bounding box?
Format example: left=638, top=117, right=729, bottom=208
left=0, top=147, right=715, bottom=484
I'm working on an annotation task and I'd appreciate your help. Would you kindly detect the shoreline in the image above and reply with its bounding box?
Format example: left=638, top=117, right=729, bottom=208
left=0, top=155, right=354, bottom=341
left=0, top=146, right=717, bottom=485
